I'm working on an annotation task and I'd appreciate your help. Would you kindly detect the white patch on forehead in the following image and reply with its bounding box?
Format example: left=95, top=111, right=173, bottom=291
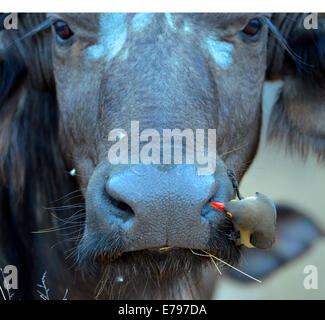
left=183, top=21, right=191, bottom=33
left=165, top=13, right=176, bottom=30
left=206, top=38, right=233, bottom=69
left=86, top=13, right=127, bottom=61
left=131, top=13, right=154, bottom=32
left=120, top=48, right=129, bottom=61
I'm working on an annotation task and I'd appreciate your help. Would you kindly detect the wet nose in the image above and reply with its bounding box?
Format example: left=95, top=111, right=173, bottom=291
left=105, top=164, right=217, bottom=250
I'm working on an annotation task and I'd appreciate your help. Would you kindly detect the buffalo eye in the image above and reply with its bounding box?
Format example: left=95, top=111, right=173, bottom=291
left=53, top=21, right=74, bottom=40
left=242, top=18, right=262, bottom=36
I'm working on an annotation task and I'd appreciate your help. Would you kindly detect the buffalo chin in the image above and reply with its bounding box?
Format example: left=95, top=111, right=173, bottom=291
left=77, top=246, right=240, bottom=299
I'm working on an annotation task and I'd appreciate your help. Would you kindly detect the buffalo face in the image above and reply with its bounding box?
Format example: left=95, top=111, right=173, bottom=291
left=1, top=13, right=325, bottom=299
left=49, top=13, right=269, bottom=281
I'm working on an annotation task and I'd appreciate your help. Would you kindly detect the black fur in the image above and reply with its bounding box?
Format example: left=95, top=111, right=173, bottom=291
left=267, top=14, right=325, bottom=162
left=0, top=56, right=26, bottom=107
left=0, top=42, right=78, bottom=299
left=286, top=29, right=325, bottom=90
left=268, top=90, right=325, bottom=162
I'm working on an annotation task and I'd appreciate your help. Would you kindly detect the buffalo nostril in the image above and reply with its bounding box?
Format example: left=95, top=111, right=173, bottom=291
left=201, top=202, right=212, bottom=218
left=115, top=200, right=132, bottom=212
left=107, top=195, right=135, bottom=222
left=201, top=196, right=214, bottom=217
left=105, top=176, right=137, bottom=222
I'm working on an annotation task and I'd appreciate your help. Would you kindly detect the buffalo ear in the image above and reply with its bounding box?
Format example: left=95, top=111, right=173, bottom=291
left=266, top=13, right=325, bottom=161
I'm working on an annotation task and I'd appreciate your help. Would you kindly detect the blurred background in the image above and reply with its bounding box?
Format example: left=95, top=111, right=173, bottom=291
left=213, top=81, right=325, bottom=300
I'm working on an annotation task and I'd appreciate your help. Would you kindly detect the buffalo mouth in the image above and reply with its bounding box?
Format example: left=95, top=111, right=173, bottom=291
left=93, top=246, right=240, bottom=271
left=77, top=199, right=240, bottom=265
left=76, top=225, right=241, bottom=279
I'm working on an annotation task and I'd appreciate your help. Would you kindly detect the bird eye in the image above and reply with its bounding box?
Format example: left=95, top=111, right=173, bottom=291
left=53, top=21, right=74, bottom=41
left=242, top=18, right=263, bottom=37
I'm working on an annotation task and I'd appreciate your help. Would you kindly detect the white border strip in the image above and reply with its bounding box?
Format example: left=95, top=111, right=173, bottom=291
left=0, top=0, right=325, bottom=13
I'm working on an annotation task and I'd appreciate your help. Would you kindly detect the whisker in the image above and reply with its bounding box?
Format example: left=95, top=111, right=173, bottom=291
left=44, top=204, right=85, bottom=211
left=50, top=189, right=82, bottom=204
left=32, top=225, right=83, bottom=234
left=62, top=194, right=84, bottom=204
left=49, top=210, right=85, bottom=226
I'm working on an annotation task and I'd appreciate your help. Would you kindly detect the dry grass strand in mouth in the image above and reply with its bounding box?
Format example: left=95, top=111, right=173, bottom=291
left=190, top=248, right=262, bottom=283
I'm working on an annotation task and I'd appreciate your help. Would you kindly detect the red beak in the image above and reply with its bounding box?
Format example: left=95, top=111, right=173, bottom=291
left=210, top=202, right=225, bottom=212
